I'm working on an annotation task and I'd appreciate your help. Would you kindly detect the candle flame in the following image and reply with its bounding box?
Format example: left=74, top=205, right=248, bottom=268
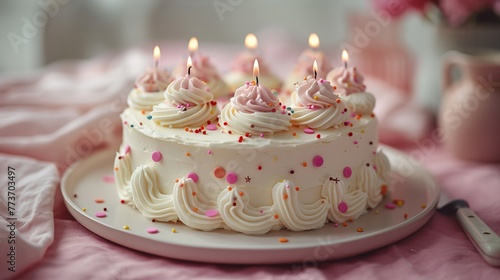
left=245, top=33, right=258, bottom=50
left=309, top=33, right=320, bottom=49
left=342, top=50, right=349, bottom=64
left=253, top=59, right=259, bottom=84
left=187, top=56, right=192, bottom=75
left=313, top=60, right=318, bottom=79
left=153, top=46, right=160, bottom=68
left=153, top=46, right=160, bottom=60
left=188, top=37, right=198, bottom=53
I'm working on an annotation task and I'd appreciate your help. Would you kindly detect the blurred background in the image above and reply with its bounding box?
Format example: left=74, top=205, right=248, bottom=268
left=1, top=0, right=499, bottom=111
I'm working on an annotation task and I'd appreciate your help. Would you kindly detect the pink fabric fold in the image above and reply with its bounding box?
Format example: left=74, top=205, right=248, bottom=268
left=0, top=154, right=58, bottom=279
left=0, top=46, right=499, bottom=279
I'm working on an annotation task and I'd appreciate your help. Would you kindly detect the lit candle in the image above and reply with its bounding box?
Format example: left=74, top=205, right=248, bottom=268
left=283, top=33, right=332, bottom=95
left=313, top=60, right=318, bottom=80
left=253, top=59, right=259, bottom=86
left=342, top=50, right=349, bottom=69
left=245, top=33, right=258, bottom=52
left=127, top=45, right=174, bottom=111
left=153, top=45, right=160, bottom=68
left=309, top=33, right=320, bottom=50
left=187, top=56, right=192, bottom=76
left=188, top=37, right=198, bottom=56
left=224, top=36, right=281, bottom=93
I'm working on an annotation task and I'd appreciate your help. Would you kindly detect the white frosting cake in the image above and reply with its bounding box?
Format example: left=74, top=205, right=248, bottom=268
left=114, top=72, right=390, bottom=235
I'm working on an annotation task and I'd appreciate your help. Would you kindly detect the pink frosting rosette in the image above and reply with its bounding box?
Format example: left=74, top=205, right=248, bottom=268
left=326, top=68, right=375, bottom=115
left=127, top=67, right=174, bottom=111
left=135, top=67, right=173, bottom=92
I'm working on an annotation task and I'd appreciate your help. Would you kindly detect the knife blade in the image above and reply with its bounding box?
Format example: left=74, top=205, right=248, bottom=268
left=437, top=190, right=500, bottom=266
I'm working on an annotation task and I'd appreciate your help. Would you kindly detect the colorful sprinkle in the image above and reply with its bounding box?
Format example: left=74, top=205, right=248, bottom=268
left=207, top=150, right=212, bottom=154
left=146, top=227, right=159, bottom=234
left=187, top=172, right=199, bottom=183
left=381, top=185, right=388, bottom=196
left=404, top=213, right=409, bottom=219
left=94, top=198, right=105, bottom=203
left=206, top=209, right=219, bottom=217
left=151, top=151, right=162, bottom=162
left=124, top=145, right=131, bottom=154
left=338, top=202, right=348, bottom=213
left=206, top=124, right=217, bottom=130
left=147, top=115, right=152, bottom=120
left=385, top=203, right=396, bottom=209
left=257, top=165, right=262, bottom=170
left=343, top=167, right=352, bottom=178
left=357, top=227, right=364, bottom=232
left=214, top=167, right=225, bottom=178
left=95, top=212, right=107, bottom=218
left=171, top=228, right=177, bottom=233
left=82, top=208, right=86, bottom=212
left=226, top=172, right=238, bottom=184
left=421, top=204, right=427, bottom=209
left=123, top=225, right=129, bottom=230
left=102, top=175, right=115, bottom=183
left=73, top=194, right=77, bottom=198
left=278, top=237, right=289, bottom=243
left=304, top=128, right=315, bottom=134
left=312, top=155, right=324, bottom=167
left=394, top=199, right=405, bottom=207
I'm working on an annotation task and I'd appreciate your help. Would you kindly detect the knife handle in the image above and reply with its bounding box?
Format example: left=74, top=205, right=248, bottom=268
left=456, top=207, right=500, bottom=266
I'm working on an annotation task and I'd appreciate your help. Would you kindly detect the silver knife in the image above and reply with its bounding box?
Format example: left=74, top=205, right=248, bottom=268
left=437, top=190, right=500, bottom=266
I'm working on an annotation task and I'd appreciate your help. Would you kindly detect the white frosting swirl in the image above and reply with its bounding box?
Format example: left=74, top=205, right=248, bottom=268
left=374, top=150, right=391, bottom=187
left=217, top=187, right=279, bottom=234
left=151, top=74, right=219, bottom=128
left=130, top=165, right=178, bottom=222
left=113, top=151, right=133, bottom=204
left=353, top=164, right=382, bottom=209
left=290, top=76, right=350, bottom=129
left=219, top=103, right=291, bottom=135
left=127, top=89, right=164, bottom=111
left=321, top=177, right=367, bottom=223
left=173, top=177, right=223, bottom=231
left=272, top=180, right=328, bottom=231
left=343, top=92, right=376, bottom=115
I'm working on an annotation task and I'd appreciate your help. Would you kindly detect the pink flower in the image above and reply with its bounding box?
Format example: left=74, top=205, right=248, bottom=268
left=372, top=0, right=430, bottom=18
left=440, top=0, right=495, bottom=26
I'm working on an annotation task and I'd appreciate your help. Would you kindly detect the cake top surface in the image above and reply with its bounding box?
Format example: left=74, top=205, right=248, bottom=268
left=123, top=107, right=375, bottom=148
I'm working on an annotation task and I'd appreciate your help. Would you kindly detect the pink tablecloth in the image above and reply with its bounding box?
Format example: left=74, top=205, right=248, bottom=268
left=0, top=46, right=499, bottom=280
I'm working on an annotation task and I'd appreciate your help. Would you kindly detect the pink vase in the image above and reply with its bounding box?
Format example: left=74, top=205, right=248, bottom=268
left=439, top=50, right=500, bottom=162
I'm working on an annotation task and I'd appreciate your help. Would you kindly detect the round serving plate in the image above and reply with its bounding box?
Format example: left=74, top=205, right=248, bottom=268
left=61, top=145, right=438, bottom=264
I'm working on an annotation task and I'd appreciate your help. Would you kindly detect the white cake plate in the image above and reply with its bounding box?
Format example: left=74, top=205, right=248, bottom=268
left=61, top=145, right=439, bottom=264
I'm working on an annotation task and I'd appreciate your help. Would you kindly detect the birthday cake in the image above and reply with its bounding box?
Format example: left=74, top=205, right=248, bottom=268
left=114, top=50, right=390, bottom=235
